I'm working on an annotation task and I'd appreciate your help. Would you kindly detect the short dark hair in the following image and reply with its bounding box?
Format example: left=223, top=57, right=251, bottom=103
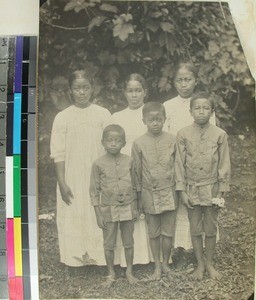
left=174, top=62, right=198, bottom=80
left=142, top=101, right=166, bottom=118
left=190, top=91, right=215, bottom=109
left=102, top=124, right=126, bottom=140
left=125, top=73, right=147, bottom=91
left=68, top=70, right=94, bottom=87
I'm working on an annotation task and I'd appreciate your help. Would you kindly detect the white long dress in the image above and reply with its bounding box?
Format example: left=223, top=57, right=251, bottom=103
left=110, top=106, right=152, bottom=266
left=164, top=95, right=217, bottom=249
left=50, top=104, right=111, bottom=266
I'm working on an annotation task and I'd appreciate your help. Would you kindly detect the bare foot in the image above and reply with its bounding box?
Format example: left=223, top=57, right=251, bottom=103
left=101, top=275, right=116, bottom=288
left=205, top=263, right=222, bottom=280
left=191, top=263, right=205, bottom=281
left=149, top=265, right=162, bottom=281
left=126, top=271, right=139, bottom=284
left=162, top=264, right=172, bottom=275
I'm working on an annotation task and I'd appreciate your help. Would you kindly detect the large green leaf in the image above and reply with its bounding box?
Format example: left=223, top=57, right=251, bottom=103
left=113, top=14, right=134, bottom=41
left=208, top=40, right=220, bottom=56
left=99, top=3, right=118, bottom=14
left=88, top=16, right=106, bottom=32
left=160, top=22, right=174, bottom=33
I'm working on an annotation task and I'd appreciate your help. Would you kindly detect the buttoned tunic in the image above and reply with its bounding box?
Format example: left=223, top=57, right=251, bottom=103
left=109, top=106, right=151, bottom=265
left=90, top=153, right=138, bottom=222
left=132, top=131, right=177, bottom=214
left=163, top=95, right=216, bottom=248
left=175, top=123, right=231, bottom=206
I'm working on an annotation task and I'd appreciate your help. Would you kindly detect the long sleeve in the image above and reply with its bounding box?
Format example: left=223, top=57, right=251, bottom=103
left=175, top=132, right=187, bottom=191
left=50, top=113, right=66, bottom=163
left=131, top=142, right=142, bottom=192
left=217, top=133, right=231, bottom=191
left=89, top=162, right=101, bottom=206
left=130, top=159, right=138, bottom=195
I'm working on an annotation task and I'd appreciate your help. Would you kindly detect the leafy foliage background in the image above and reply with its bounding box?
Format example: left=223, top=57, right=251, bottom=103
left=38, top=0, right=255, bottom=192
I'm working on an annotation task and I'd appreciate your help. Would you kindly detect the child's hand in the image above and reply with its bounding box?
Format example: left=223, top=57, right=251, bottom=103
left=96, top=214, right=107, bottom=230
left=59, top=182, right=74, bottom=205
left=133, top=210, right=139, bottom=222
left=180, top=191, right=193, bottom=209
left=138, top=200, right=145, bottom=216
left=216, top=192, right=224, bottom=199
left=136, top=191, right=145, bottom=217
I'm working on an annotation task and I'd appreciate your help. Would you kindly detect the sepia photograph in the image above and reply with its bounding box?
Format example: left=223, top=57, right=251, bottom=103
left=38, top=1, right=255, bottom=299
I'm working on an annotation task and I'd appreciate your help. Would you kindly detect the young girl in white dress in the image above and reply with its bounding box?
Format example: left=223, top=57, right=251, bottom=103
left=50, top=70, right=111, bottom=272
left=164, top=63, right=216, bottom=250
left=110, top=73, right=151, bottom=266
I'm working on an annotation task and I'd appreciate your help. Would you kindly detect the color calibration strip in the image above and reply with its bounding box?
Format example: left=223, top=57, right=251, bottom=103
left=0, top=37, right=38, bottom=300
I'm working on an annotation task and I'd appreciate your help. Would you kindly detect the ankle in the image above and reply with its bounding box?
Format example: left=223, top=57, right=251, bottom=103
left=126, top=266, right=133, bottom=274
left=162, top=261, right=169, bottom=267
left=197, top=259, right=205, bottom=268
left=155, top=262, right=162, bottom=270
left=205, top=260, right=214, bottom=266
left=107, top=269, right=115, bottom=277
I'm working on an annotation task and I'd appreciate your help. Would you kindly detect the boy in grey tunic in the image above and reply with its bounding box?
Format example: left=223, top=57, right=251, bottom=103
left=175, top=92, right=231, bottom=280
left=132, top=102, right=177, bottom=281
left=90, top=124, right=138, bottom=286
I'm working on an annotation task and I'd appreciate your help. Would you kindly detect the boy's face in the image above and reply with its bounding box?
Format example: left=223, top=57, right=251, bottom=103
left=102, top=131, right=126, bottom=156
left=190, top=98, right=213, bottom=126
left=143, top=111, right=166, bottom=135
left=174, top=68, right=196, bottom=99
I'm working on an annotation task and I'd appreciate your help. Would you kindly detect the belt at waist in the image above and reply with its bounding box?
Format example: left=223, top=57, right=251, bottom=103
left=142, top=182, right=175, bottom=191
left=187, top=177, right=217, bottom=187
left=101, top=197, right=135, bottom=206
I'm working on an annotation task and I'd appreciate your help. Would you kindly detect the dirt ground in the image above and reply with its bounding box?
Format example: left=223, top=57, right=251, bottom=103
left=38, top=134, right=256, bottom=300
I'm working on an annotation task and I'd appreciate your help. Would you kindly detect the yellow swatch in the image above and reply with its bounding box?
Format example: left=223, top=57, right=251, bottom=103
left=14, top=217, right=23, bottom=276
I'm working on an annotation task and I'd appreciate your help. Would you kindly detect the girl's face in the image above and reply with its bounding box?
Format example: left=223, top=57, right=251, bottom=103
left=124, top=80, right=147, bottom=110
left=174, top=68, right=197, bottom=98
left=70, top=78, right=93, bottom=108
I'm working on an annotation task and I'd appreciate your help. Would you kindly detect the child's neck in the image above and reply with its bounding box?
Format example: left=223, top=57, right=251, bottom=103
left=179, top=94, right=192, bottom=100
left=195, top=121, right=210, bottom=129
left=74, top=102, right=91, bottom=109
left=107, top=151, right=121, bottom=158
left=148, top=130, right=163, bottom=137
left=128, top=103, right=143, bottom=110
